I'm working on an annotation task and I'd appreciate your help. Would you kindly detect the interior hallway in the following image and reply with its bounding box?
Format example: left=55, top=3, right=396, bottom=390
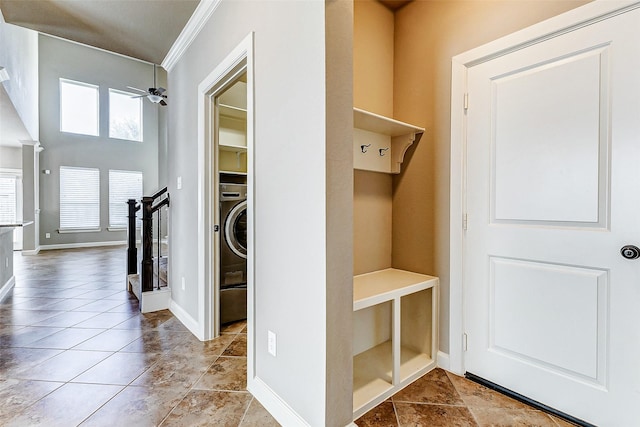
left=1, top=246, right=577, bottom=426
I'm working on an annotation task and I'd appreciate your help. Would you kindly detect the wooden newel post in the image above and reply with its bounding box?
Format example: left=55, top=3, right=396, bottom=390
left=141, top=196, right=154, bottom=292
left=126, top=199, right=140, bottom=275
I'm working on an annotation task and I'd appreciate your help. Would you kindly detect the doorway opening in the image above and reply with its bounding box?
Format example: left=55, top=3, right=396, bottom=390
left=197, top=35, right=254, bottom=388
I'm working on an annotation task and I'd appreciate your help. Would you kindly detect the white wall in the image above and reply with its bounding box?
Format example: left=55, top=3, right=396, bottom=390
left=167, top=1, right=352, bottom=425
left=0, top=146, right=21, bottom=169
left=0, top=12, right=39, bottom=141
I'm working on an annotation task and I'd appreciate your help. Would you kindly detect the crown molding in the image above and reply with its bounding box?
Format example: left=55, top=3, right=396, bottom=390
left=162, top=0, right=223, bottom=72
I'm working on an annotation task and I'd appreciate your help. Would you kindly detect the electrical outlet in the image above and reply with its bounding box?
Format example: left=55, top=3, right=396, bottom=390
left=177, top=176, right=182, bottom=190
left=181, top=277, right=185, bottom=291
left=45, top=233, right=51, bottom=239
left=268, top=330, right=277, bottom=357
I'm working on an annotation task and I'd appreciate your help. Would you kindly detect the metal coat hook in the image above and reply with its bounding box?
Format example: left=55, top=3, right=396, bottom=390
left=361, top=144, right=371, bottom=153
left=379, top=147, right=390, bottom=156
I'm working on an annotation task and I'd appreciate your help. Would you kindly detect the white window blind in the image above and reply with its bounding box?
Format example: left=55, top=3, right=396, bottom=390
left=109, top=89, right=143, bottom=142
left=0, top=175, right=17, bottom=224
left=59, top=166, right=100, bottom=230
left=60, top=79, right=99, bottom=136
left=109, top=170, right=143, bottom=228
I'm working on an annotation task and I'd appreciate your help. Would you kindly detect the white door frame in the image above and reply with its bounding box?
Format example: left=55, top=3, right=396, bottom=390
left=449, top=0, right=640, bottom=375
left=197, top=33, right=255, bottom=379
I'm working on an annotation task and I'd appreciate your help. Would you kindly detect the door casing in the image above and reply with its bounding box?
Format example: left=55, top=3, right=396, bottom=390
left=197, top=33, right=255, bottom=381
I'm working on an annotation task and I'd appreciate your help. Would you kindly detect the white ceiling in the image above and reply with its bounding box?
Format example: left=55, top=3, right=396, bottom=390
left=0, top=0, right=200, bottom=64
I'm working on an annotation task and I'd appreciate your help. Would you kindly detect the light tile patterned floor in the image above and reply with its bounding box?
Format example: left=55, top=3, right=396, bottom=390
left=2, top=246, right=579, bottom=426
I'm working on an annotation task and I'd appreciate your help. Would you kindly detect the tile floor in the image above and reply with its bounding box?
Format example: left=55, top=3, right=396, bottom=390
left=1, top=246, right=578, bottom=426
left=1, top=247, right=278, bottom=426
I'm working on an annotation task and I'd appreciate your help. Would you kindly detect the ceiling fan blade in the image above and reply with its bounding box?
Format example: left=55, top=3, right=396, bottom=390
left=160, top=100, right=167, bottom=106
left=156, top=87, right=166, bottom=95
left=126, top=86, right=148, bottom=94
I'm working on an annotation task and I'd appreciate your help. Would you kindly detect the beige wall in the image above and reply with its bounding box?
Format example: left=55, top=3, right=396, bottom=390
left=353, top=0, right=395, bottom=275
left=392, top=0, right=590, bottom=353
left=354, top=0, right=394, bottom=117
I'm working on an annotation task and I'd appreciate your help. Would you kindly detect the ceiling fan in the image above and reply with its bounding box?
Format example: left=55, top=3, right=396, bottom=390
left=127, top=64, right=167, bottom=106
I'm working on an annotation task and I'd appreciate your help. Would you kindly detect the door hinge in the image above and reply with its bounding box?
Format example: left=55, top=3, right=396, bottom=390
left=463, top=333, right=468, bottom=351
left=463, top=93, right=469, bottom=111
left=463, top=213, right=468, bottom=230
left=213, top=225, right=220, bottom=232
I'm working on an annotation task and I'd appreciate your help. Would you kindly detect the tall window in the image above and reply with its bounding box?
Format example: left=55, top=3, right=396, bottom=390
left=109, top=89, right=143, bottom=141
left=0, top=174, right=17, bottom=224
left=109, top=170, right=143, bottom=228
left=59, top=166, right=100, bottom=231
left=60, top=79, right=99, bottom=136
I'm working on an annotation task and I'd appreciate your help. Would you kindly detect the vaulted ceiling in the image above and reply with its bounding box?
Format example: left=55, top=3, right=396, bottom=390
left=0, top=0, right=200, bottom=64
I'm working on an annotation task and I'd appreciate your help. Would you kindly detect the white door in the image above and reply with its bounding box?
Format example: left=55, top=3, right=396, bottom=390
left=464, top=6, right=640, bottom=426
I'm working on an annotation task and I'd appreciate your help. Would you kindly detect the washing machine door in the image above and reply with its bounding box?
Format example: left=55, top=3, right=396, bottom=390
left=225, top=200, right=247, bottom=259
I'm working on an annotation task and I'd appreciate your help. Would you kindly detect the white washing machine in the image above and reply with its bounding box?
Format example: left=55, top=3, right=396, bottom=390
left=219, top=183, right=247, bottom=324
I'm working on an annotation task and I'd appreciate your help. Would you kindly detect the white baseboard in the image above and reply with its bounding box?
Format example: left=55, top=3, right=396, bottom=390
left=248, top=376, right=310, bottom=427
left=169, top=300, right=201, bottom=338
left=140, top=288, right=171, bottom=313
left=21, top=247, right=40, bottom=255
left=40, top=240, right=126, bottom=251
left=437, top=350, right=451, bottom=371
left=0, top=276, right=15, bottom=302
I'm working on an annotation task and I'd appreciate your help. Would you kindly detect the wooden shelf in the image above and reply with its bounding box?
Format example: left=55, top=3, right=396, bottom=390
left=354, top=268, right=437, bottom=311
left=353, top=108, right=424, bottom=174
left=219, top=144, right=247, bottom=152
left=354, top=108, right=424, bottom=136
left=220, top=104, right=247, bottom=119
left=219, top=170, right=247, bottom=176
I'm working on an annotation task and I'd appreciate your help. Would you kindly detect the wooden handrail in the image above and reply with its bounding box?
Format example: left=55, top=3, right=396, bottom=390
left=150, top=186, right=168, bottom=200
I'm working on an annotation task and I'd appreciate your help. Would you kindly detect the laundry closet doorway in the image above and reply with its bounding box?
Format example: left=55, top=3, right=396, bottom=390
left=197, top=34, right=255, bottom=374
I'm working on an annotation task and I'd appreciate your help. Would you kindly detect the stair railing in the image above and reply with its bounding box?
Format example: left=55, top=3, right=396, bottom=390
left=126, top=187, right=170, bottom=293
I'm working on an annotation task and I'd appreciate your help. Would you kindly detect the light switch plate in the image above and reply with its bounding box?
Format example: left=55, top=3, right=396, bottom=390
left=268, top=330, right=277, bottom=357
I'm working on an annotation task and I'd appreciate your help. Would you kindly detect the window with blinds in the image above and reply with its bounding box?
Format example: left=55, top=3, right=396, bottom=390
left=0, top=175, right=17, bottom=224
left=109, top=170, right=143, bottom=229
left=59, top=166, right=100, bottom=231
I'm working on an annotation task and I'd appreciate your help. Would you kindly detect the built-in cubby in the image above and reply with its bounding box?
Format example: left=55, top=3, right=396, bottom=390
left=351, top=108, right=437, bottom=418
left=352, top=268, right=438, bottom=418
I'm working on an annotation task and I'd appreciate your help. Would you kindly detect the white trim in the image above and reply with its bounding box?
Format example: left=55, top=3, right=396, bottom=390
left=0, top=275, right=15, bottom=302
left=248, top=377, right=310, bottom=427
left=39, top=240, right=125, bottom=251
left=449, top=58, right=467, bottom=376
left=140, top=288, right=171, bottom=313
left=57, top=228, right=102, bottom=234
left=161, top=0, right=223, bottom=71
left=21, top=247, right=40, bottom=256
left=197, top=32, right=254, bottom=342
left=0, top=168, right=22, bottom=175
left=437, top=350, right=451, bottom=371
left=449, top=0, right=640, bottom=378
left=170, top=299, right=202, bottom=340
